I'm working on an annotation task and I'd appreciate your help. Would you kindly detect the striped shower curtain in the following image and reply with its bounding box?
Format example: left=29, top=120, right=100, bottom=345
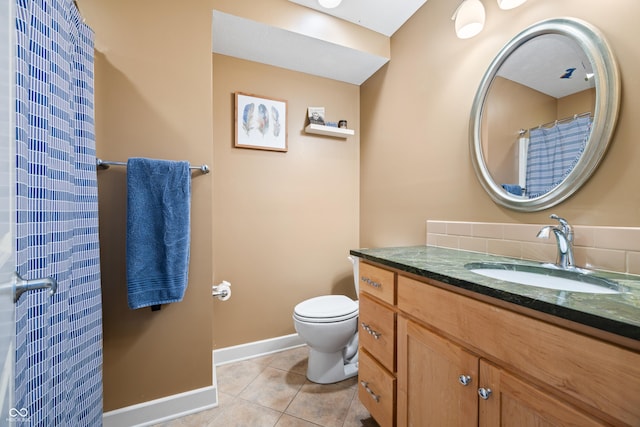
left=14, top=0, right=103, bottom=425
left=525, top=115, right=592, bottom=198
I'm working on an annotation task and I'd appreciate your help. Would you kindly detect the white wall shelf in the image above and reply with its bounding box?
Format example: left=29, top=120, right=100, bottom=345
left=305, top=124, right=355, bottom=138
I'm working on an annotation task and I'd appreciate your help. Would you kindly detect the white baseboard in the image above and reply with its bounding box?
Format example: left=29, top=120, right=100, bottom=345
left=213, top=333, right=305, bottom=366
left=102, top=385, right=217, bottom=427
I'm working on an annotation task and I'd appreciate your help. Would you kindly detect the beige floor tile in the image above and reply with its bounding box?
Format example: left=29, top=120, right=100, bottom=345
left=275, top=414, right=323, bottom=426
left=158, top=407, right=219, bottom=427
left=216, top=359, right=266, bottom=396
left=249, top=352, right=279, bottom=369
left=160, top=346, right=375, bottom=427
left=285, top=377, right=358, bottom=427
left=150, top=392, right=233, bottom=427
left=342, top=393, right=380, bottom=427
left=205, top=398, right=282, bottom=427
left=268, top=346, right=309, bottom=376
left=239, top=366, right=306, bottom=411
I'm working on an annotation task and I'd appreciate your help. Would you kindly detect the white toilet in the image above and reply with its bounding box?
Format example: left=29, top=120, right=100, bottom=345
left=293, top=256, right=360, bottom=384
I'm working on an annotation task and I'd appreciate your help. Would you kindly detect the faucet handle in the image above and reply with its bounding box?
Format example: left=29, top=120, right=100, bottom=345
left=549, top=214, right=573, bottom=241
left=549, top=214, right=568, bottom=227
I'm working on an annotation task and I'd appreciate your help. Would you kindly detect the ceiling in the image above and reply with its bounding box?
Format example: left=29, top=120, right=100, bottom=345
left=212, top=1, right=428, bottom=85
left=498, top=34, right=595, bottom=99
left=287, top=0, right=429, bottom=37
left=212, top=11, right=390, bottom=85
left=213, top=1, right=593, bottom=96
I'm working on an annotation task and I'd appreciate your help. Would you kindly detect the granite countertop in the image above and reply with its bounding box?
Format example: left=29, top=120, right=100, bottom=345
left=350, top=245, right=640, bottom=342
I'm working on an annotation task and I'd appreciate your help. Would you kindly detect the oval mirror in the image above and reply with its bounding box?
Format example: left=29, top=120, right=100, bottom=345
left=470, top=18, right=620, bottom=211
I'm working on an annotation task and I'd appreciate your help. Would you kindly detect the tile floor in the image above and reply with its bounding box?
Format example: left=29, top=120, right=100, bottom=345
left=153, top=346, right=379, bottom=427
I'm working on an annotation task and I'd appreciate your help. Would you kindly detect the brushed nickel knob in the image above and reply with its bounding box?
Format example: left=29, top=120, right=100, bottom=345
left=458, top=375, right=472, bottom=386
left=478, top=387, right=492, bottom=400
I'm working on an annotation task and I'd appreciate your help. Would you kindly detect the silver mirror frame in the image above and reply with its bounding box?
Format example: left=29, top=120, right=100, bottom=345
left=470, top=18, right=620, bottom=212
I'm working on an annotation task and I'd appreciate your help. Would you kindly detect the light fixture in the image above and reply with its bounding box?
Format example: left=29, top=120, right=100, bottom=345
left=318, top=0, right=342, bottom=8
left=497, top=0, right=527, bottom=10
left=452, top=0, right=486, bottom=39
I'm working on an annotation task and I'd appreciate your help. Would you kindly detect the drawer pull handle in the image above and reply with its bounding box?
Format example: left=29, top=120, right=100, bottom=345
left=478, top=387, right=492, bottom=400
left=458, top=375, right=472, bottom=386
left=360, top=322, right=382, bottom=339
left=360, top=276, right=381, bottom=288
left=360, top=381, right=380, bottom=402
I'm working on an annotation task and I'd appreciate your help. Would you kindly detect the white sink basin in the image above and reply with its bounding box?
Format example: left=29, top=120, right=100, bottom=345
left=465, top=262, right=626, bottom=294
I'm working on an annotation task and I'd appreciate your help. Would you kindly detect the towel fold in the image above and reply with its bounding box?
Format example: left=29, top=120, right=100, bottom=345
left=126, top=157, right=191, bottom=309
left=501, top=184, right=523, bottom=196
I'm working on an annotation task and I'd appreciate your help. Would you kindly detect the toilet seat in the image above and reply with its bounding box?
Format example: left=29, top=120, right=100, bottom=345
left=294, top=295, right=358, bottom=323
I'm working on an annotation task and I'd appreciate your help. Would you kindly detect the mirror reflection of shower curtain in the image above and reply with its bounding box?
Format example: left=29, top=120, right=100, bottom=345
left=525, top=115, right=592, bottom=198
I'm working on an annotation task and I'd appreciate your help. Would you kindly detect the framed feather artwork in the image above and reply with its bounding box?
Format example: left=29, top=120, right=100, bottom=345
left=235, top=92, right=288, bottom=152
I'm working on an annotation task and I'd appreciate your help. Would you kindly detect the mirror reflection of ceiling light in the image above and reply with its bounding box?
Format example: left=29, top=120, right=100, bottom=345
left=497, top=0, right=527, bottom=10
left=318, top=0, right=342, bottom=8
left=452, top=0, right=486, bottom=39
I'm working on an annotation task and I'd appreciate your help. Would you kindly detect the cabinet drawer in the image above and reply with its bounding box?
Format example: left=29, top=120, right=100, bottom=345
left=359, top=293, right=395, bottom=372
left=359, top=262, right=395, bottom=305
left=359, top=349, right=395, bottom=427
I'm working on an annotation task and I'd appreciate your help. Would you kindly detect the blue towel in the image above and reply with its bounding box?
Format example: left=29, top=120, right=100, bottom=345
left=126, top=158, right=191, bottom=309
left=501, top=184, right=523, bottom=196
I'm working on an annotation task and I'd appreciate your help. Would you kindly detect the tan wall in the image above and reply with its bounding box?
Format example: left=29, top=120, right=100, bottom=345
left=76, top=0, right=640, bottom=412
left=78, top=0, right=216, bottom=411
left=558, top=88, right=596, bottom=118
left=360, top=0, right=640, bottom=248
left=211, top=55, right=360, bottom=349
left=78, top=0, right=361, bottom=410
left=484, top=77, right=556, bottom=184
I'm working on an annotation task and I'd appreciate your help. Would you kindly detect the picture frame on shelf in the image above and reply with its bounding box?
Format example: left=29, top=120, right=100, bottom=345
left=235, top=92, right=287, bottom=152
left=307, top=107, right=325, bottom=125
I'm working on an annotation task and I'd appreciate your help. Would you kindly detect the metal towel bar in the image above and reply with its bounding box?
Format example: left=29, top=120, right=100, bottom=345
left=96, top=158, right=210, bottom=174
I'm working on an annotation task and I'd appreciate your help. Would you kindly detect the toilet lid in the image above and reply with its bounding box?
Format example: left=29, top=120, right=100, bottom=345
left=294, top=295, right=358, bottom=323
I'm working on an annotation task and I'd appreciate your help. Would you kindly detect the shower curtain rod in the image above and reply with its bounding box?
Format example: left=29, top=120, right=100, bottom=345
left=518, top=111, right=592, bottom=136
left=96, top=158, right=210, bottom=174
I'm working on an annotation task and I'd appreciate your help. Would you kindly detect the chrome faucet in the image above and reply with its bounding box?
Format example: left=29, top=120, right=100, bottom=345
left=536, top=214, right=575, bottom=269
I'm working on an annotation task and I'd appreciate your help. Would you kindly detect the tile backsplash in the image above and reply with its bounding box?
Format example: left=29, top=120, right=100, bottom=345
left=427, top=220, right=640, bottom=275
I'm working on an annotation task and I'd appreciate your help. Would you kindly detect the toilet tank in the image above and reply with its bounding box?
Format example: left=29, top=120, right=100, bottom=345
left=349, top=255, right=360, bottom=295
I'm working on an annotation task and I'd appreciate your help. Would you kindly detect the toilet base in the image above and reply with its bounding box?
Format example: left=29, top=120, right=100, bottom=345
left=306, top=348, right=358, bottom=384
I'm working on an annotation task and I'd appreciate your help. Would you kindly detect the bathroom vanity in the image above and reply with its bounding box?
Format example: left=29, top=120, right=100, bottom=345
left=352, top=246, right=640, bottom=427
left=352, top=15, right=632, bottom=426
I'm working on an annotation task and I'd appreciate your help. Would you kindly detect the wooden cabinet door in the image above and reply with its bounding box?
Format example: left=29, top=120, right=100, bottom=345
left=479, top=360, right=607, bottom=427
left=398, top=317, right=478, bottom=427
